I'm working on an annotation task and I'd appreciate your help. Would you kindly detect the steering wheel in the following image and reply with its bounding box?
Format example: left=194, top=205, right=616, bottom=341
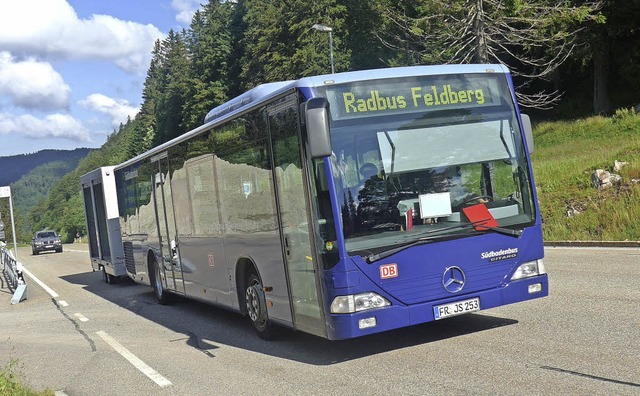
left=460, top=195, right=493, bottom=206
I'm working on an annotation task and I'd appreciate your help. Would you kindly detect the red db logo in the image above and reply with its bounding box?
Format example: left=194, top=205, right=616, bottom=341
left=380, top=263, right=398, bottom=279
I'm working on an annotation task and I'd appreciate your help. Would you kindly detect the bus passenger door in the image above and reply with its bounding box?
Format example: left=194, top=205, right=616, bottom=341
left=269, top=101, right=326, bottom=337
left=151, top=153, right=185, bottom=294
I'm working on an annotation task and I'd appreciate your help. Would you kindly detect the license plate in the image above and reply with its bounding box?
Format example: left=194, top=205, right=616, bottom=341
left=46, top=245, right=53, bottom=248
left=433, top=297, right=480, bottom=320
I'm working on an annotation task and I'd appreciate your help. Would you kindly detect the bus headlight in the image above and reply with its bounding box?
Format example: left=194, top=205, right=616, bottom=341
left=511, top=259, right=546, bottom=280
left=330, top=292, right=391, bottom=314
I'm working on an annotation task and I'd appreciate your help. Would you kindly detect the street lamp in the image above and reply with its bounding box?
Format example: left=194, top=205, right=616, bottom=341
left=312, top=23, right=334, bottom=74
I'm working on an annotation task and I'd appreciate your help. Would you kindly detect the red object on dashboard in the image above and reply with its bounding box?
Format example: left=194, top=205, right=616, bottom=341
left=462, top=203, right=499, bottom=229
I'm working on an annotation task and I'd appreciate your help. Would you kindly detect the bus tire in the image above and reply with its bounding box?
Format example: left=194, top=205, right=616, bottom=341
left=150, top=255, right=170, bottom=305
left=245, top=272, right=278, bottom=340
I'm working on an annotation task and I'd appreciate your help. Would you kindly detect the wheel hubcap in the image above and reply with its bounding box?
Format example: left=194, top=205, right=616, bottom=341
left=246, top=279, right=266, bottom=327
left=246, top=285, right=261, bottom=322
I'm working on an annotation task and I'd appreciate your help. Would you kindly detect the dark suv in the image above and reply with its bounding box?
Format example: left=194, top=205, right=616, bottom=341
left=32, top=231, right=63, bottom=255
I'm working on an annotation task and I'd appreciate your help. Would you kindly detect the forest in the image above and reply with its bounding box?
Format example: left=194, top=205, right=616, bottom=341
left=4, top=0, right=640, bottom=242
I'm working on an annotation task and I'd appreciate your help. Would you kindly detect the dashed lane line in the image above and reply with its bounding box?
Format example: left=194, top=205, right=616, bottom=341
left=74, top=313, right=89, bottom=322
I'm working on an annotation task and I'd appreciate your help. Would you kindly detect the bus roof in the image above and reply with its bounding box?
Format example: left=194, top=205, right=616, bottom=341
left=117, top=64, right=509, bottom=170
left=298, top=63, right=509, bottom=88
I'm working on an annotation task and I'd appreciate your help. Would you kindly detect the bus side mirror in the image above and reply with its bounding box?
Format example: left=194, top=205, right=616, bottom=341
left=304, top=98, right=332, bottom=159
left=521, top=114, right=534, bottom=154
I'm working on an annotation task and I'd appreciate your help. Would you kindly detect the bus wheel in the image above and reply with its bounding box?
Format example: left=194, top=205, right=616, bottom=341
left=151, top=256, right=170, bottom=305
left=245, top=272, right=278, bottom=340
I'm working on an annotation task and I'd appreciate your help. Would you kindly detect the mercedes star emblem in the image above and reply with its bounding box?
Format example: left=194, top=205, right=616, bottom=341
left=442, top=266, right=466, bottom=293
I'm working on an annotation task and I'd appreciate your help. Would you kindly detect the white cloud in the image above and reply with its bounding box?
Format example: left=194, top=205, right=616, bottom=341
left=0, top=113, right=91, bottom=142
left=79, top=93, right=139, bottom=128
left=0, top=52, right=70, bottom=111
left=0, top=0, right=164, bottom=75
left=172, top=0, right=202, bottom=25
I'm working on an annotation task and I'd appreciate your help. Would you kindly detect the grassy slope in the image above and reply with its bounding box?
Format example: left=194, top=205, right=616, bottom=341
left=531, top=109, right=640, bottom=241
left=0, top=361, right=54, bottom=396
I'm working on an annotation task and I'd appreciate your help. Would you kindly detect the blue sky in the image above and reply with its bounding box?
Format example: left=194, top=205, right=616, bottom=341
left=0, top=0, right=203, bottom=157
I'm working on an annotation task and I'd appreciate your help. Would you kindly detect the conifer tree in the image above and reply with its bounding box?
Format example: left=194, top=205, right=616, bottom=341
left=182, top=1, right=234, bottom=131
left=587, top=0, right=640, bottom=113
left=377, top=0, right=604, bottom=109
left=343, top=0, right=390, bottom=71
left=154, top=30, right=191, bottom=145
left=132, top=39, right=164, bottom=156
left=240, top=0, right=350, bottom=89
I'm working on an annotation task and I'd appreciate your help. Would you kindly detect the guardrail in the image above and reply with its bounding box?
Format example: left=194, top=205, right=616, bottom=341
left=1, top=242, right=27, bottom=304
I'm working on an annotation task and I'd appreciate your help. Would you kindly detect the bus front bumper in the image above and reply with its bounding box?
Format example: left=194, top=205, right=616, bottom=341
left=325, top=274, right=548, bottom=340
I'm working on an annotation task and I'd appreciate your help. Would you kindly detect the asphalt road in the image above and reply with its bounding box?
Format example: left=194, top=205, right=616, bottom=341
left=1, top=245, right=638, bottom=395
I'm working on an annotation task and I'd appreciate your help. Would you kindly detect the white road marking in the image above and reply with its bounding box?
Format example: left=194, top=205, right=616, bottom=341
left=19, top=266, right=59, bottom=298
left=74, top=313, right=89, bottom=322
left=20, top=256, right=170, bottom=388
left=96, top=331, right=172, bottom=388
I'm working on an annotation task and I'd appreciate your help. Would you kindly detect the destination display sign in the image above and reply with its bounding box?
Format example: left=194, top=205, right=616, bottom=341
left=323, top=74, right=505, bottom=121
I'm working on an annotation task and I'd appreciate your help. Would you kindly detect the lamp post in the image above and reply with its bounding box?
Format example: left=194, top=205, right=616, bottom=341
left=312, top=23, right=334, bottom=74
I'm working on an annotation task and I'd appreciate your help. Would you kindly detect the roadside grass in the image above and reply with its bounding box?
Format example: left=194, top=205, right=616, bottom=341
left=0, top=361, right=54, bottom=396
left=531, top=109, right=640, bottom=241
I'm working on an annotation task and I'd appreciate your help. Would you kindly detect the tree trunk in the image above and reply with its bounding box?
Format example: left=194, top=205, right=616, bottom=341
left=592, top=29, right=610, bottom=114
left=474, top=0, right=489, bottom=63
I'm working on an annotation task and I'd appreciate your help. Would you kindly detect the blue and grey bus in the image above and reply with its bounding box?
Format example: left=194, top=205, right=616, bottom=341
left=82, top=64, right=548, bottom=340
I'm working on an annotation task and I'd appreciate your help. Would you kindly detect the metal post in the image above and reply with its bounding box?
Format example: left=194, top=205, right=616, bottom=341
left=312, top=24, right=335, bottom=74
left=9, top=191, right=17, bottom=261
left=328, top=31, right=334, bottom=74
left=0, top=186, right=17, bottom=261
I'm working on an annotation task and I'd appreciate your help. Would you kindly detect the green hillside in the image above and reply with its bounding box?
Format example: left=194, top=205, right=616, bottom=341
left=0, top=150, right=91, bottom=242
left=532, top=109, right=640, bottom=241
left=11, top=160, right=86, bottom=241
left=0, top=149, right=90, bottom=186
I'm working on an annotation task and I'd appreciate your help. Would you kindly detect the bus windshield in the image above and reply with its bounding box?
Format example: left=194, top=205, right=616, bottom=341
left=320, top=73, right=535, bottom=254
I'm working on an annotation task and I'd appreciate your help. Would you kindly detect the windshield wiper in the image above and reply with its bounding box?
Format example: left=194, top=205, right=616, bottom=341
left=478, top=224, right=522, bottom=238
left=365, top=220, right=522, bottom=263
left=365, top=220, right=485, bottom=263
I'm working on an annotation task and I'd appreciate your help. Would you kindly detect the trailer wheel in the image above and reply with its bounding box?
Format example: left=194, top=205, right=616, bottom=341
left=245, top=272, right=278, bottom=340
left=151, top=256, right=170, bottom=305
left=101, top=266, right=116, bottom=284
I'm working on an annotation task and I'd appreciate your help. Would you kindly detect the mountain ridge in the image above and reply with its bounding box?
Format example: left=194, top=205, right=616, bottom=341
left=0, top=148, right=92, bottom=186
